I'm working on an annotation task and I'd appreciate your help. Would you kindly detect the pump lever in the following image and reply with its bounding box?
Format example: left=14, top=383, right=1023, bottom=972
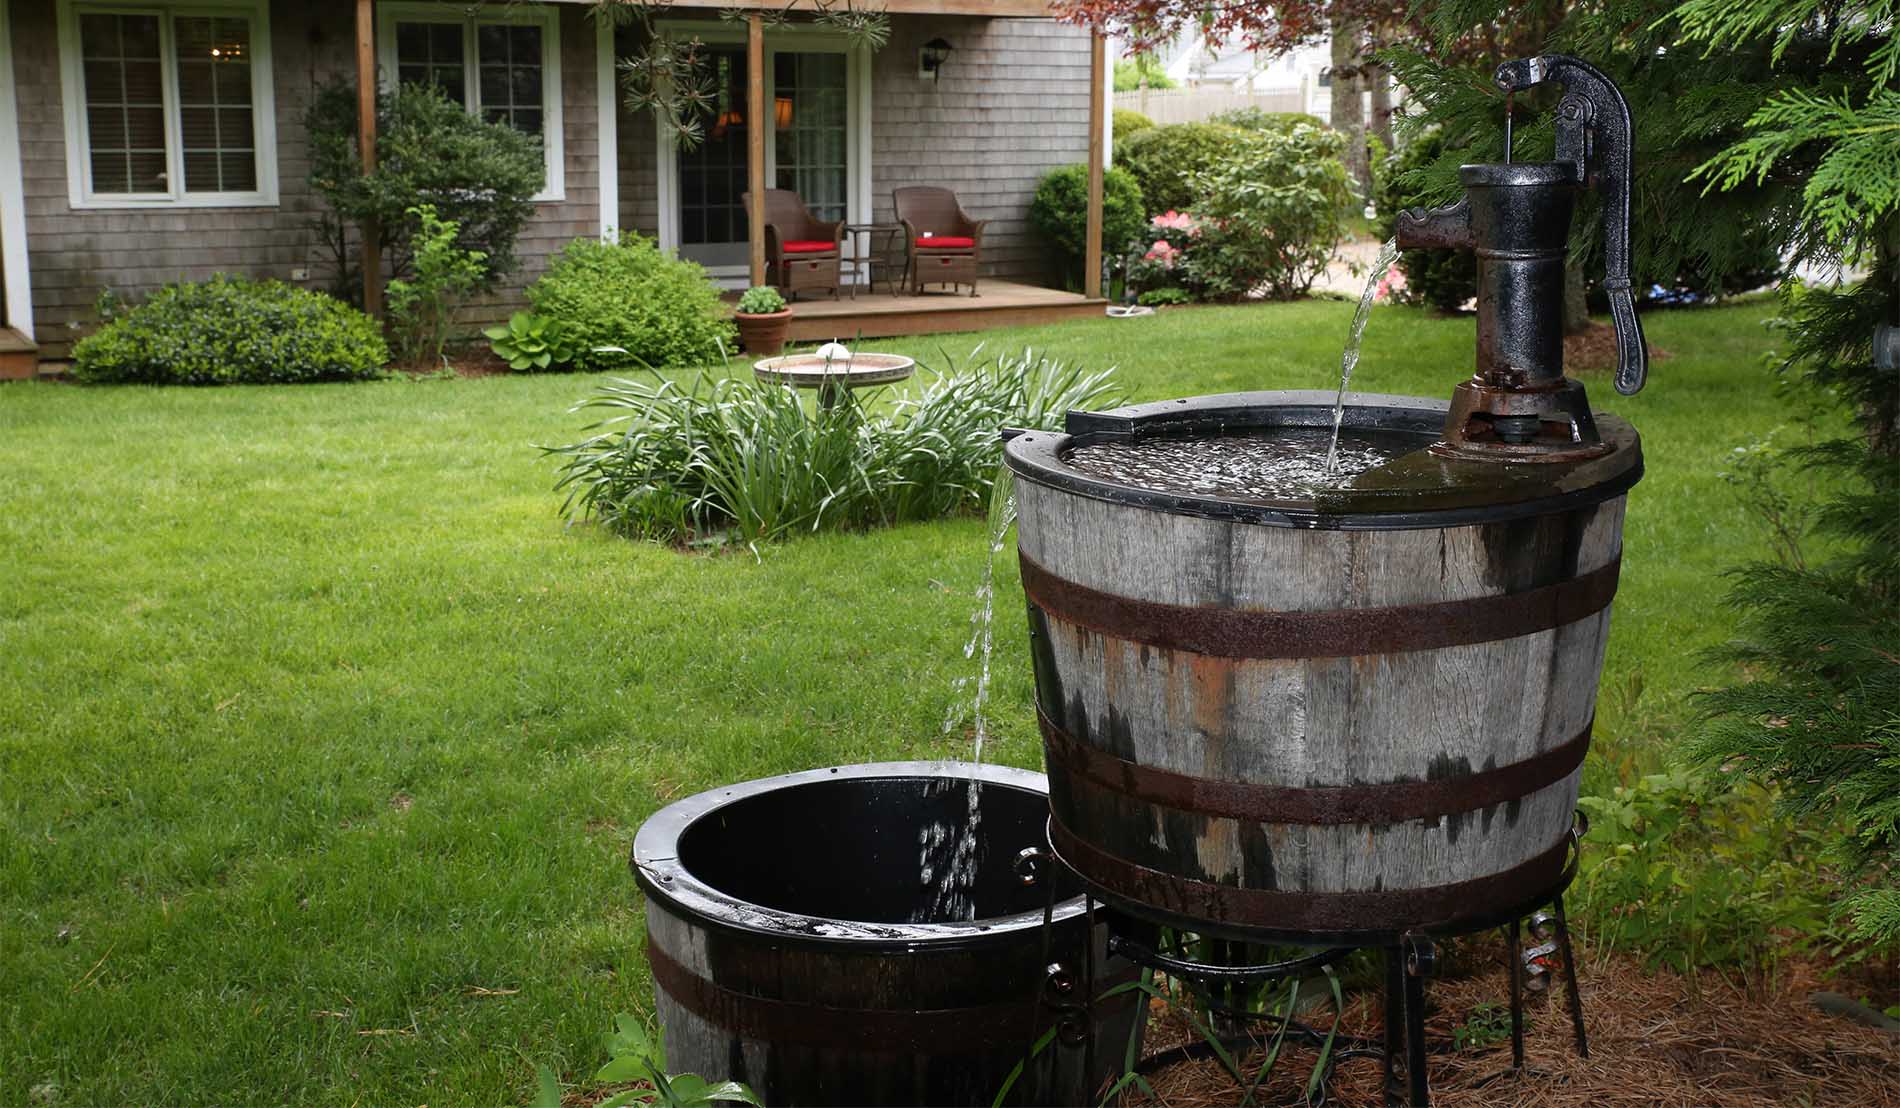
left=1494, top=54, right=1648, bottom=395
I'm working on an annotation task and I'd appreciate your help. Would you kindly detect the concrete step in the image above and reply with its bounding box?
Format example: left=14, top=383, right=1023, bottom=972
left=0, top=327, right=37, bottom=381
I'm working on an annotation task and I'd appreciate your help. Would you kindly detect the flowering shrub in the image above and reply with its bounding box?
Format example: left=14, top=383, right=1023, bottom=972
left=1374, top=262, right=1408, bottom=302
left=1129, top=126, right=1351, bottom=302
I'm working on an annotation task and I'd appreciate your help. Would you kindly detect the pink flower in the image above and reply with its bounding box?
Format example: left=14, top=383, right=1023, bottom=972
left=1374, top=263, right=1408, bottom=302
left=1143, top=239, right=1181, bottom=268
left=1151, top=210, right=1198, bottom=233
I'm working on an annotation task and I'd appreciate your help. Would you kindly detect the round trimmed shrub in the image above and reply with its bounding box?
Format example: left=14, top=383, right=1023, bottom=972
left=1029, top=164, right=1146, bottom=284
left=1112, top=108, right=1155, bottom=146
left=72, top=276, right=389, bottom=385
left=1116, top=122, right=1257, bottom=216
left=1209, top=107, right=1327, bottom=135
left=526, top=235, right=736, bottom=372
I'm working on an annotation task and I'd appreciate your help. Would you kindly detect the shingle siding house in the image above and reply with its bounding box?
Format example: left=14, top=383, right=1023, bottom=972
left=0, top=0, right=1112, bottom=367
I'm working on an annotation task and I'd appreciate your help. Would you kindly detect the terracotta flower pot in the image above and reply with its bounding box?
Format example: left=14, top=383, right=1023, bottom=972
left=734, top=308, right=793, bottom=356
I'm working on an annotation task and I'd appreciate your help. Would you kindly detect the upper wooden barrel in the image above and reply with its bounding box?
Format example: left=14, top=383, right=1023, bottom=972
left=1003, top=392, right=1643, bottom=942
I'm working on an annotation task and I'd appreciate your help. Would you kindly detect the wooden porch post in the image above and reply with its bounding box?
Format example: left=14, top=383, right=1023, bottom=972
left=355, top=0, right=381, bottom=318
left=746, top=13, right=767, bottom=288
left=1084, top=31, right=1106, bottom=300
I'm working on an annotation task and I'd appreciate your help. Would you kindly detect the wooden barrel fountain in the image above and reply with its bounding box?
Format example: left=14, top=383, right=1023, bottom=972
left=1003, top=391, right=1642, bottom=942
left=632, top=762, right=1144, bottom=1106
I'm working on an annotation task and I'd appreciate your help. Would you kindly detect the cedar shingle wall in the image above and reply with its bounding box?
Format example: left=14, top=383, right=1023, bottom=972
left=870, top=17, right=1091, bottom=283
left=11, top=0, right=602, bottom=357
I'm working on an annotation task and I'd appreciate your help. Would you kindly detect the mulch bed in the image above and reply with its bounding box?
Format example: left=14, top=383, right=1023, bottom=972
left=1124, top=944, right=1900, bottom=1107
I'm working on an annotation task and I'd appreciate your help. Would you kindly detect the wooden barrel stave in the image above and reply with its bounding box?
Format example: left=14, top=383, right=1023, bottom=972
left=1017, top=474, right=1625, bottom=930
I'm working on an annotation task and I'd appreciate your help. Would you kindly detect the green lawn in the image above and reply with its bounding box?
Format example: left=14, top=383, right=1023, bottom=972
left=1, top=299, right=1790, bottom=1103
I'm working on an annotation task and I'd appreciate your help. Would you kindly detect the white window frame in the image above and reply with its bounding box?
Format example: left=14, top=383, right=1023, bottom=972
left=56, top=0, right=278, bottom=210
left=377, top=2, right=565, bottom=203
left=652, top=20, right=871, bottom=284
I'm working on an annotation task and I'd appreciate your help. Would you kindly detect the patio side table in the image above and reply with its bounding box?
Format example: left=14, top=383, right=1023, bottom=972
left=842, top=222, right=907, bottom=297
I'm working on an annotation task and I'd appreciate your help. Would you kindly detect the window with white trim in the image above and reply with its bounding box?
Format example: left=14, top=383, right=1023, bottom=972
left=59, top=1, right=277, bottom=207
left=379, top=5, right=563, bottom=201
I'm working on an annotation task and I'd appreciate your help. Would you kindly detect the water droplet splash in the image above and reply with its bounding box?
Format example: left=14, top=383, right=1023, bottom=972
left=1326, top=237, right=1401, bottom=472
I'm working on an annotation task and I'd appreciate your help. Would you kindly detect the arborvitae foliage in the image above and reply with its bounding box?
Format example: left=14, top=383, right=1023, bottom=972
left=1666, top=0, right=1899, bottom=945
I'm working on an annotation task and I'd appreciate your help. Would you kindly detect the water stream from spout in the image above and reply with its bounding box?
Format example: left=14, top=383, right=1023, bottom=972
left=916, top=464, right=1018, bottom=922
left=1325, top=237, right=1402, bottom=472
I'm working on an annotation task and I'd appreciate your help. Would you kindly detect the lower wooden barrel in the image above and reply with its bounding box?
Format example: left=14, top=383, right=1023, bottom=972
left=1004, top=392, right=1642, bottom=942
left=633, top=762, right=1144, bottom=1107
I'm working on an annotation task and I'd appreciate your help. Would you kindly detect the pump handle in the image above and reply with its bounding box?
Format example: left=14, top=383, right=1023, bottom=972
left=1495, top=55, right=1647, bottom=395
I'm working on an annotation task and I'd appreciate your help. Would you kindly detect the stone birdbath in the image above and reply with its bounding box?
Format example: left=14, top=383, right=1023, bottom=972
left=753, top=343, right=915, bottom=410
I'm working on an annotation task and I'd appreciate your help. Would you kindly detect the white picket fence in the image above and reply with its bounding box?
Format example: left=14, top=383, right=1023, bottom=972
left=1114, top=87, right=1311, bottom=127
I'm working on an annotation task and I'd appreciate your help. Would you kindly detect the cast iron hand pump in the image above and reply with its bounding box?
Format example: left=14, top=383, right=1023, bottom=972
left=1397, top=54, right=1647, bottom=460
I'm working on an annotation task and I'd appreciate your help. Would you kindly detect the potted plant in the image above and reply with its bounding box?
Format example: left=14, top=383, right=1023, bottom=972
left=733, top=286, right=792, bottom=356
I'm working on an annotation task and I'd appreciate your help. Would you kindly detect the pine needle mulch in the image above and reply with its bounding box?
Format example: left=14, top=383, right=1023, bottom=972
left=1123, top=945, right=1900, bottom=1108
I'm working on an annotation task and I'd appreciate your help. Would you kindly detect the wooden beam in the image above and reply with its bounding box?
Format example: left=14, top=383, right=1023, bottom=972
left=1083, top=31, right=1105, bottom=300
left=746, top=13, right=766, bottom=289
left=355, top=0, right=381, bottom=319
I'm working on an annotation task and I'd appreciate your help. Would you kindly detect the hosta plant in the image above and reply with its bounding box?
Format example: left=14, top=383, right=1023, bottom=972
left=532, top=1014, right=759, bottom=1108
left=735, top=285, right=787, bottom=315
left=485, top=312, right=578, bottom=372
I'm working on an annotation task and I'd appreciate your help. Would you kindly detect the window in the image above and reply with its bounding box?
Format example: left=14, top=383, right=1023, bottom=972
left=378, top=5, right=563, bottom=201
left=58, top=1, right=277, bottom=208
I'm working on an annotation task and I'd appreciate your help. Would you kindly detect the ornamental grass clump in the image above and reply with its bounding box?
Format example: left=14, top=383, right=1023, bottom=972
left=545, top=349, right=1121, bottom=547
left=73, top=276, right=389, bottom=385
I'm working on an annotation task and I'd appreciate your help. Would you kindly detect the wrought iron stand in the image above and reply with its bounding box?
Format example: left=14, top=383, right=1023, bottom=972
left=1020, top=816, right=1591, bottom=1107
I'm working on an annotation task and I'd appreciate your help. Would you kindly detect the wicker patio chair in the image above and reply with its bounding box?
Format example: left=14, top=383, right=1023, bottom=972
left=894, top=186, right=987, bottom=297
left=746, top=189, right=844, bottom=301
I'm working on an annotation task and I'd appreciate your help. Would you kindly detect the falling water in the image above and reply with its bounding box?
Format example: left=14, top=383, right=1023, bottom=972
left=1326, top=237, right=1402, bottom=472
left=916, top=464, right=1018, bottom=922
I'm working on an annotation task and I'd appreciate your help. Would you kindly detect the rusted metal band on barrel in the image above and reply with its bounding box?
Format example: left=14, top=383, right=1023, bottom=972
left=1047, top=816, right=1573, bottom=934
left=1018, top=552, right=1620, bottom=659
left=1039, top=706, right=1591, bottom=825
left=645, top=937, right=1038, bottom=1053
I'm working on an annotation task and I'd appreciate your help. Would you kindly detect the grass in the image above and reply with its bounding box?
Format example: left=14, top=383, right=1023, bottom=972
left=0, top=298, right=1795, bottom=1104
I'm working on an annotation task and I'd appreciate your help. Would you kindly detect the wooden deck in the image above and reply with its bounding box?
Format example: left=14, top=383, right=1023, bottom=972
left=743, top=280, right=1107, bottom=343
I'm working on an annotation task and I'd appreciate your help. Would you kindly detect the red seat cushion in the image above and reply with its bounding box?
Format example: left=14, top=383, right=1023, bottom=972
left=781, top=240, right=836, bottom=254
left=915, top=235, right=976, bottom=250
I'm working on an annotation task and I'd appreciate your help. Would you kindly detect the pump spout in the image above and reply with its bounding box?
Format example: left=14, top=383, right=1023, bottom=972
left=1394, top=197, right=1474, bottom=252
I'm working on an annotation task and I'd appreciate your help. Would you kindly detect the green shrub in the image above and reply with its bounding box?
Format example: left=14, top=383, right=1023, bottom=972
left=1131, top=125, right=1351, bottom=303
left=1137, top=287, right=1191, bottom=307
left=545, top=350, right=1122, bottom=547
left=735, top=286, right=786, bottom=315
left=73, top=276, right=388, bottom=385
left=1375, top=128, right=1477, bottom=312
left=385, top=204, right=487, bottom=367
left=1116, top=122, right=1255, bottom=216
left=526, top=236, right=735, bottom=371
left=1112, top=108, right=1155, bottom=145
left=1029, top=164, right=1146, bottom=286
left=1112, top=56, right=1174, bottom=92
left=307, top=82, right=543, bottom=300
left=1209, top=107, right=1326, bottom=135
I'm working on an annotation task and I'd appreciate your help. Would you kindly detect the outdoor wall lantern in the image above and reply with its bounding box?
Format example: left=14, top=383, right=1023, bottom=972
left=919, top=37, right=953, bottom=81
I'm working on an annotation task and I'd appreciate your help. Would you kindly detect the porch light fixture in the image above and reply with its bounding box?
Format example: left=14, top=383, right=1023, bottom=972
left=919, top=38, right=953, bottom=82
left=775, top=96, right=794, bottom=128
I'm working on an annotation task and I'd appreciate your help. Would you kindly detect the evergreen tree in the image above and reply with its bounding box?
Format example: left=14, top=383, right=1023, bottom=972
left=1669, top=0, right=1900, bottom=945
